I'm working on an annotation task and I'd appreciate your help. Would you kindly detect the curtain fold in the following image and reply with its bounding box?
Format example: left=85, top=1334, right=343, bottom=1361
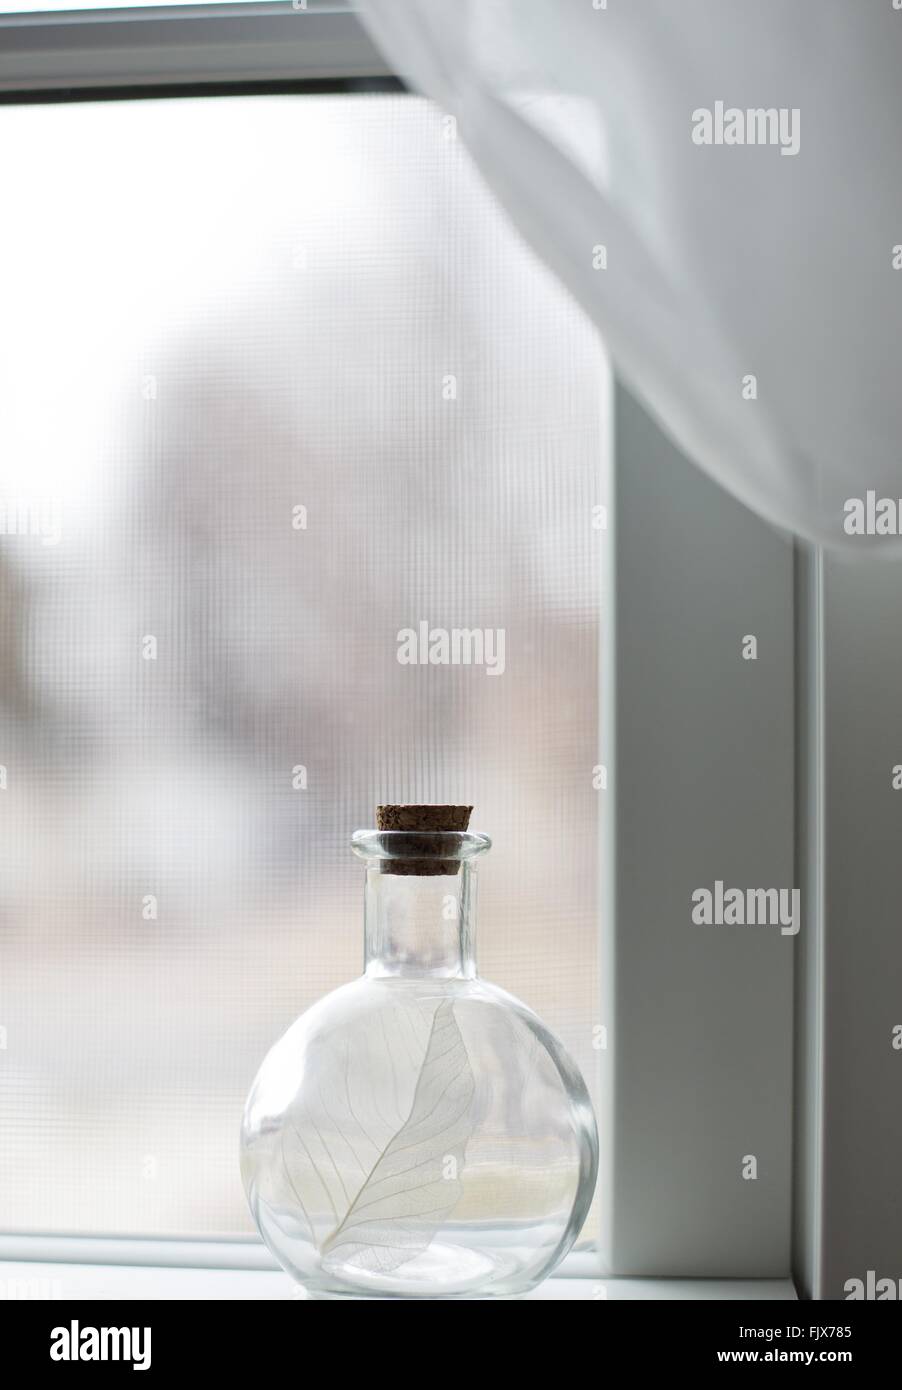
left=357, top=0, right=902, bottom=550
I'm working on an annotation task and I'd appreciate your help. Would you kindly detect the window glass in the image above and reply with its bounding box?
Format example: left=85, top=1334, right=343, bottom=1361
left=0, top=93, right=608, bottom=1236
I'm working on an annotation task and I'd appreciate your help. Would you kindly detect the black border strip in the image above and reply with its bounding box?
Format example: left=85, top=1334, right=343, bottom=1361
left=0, top=74, right=406, bottom=104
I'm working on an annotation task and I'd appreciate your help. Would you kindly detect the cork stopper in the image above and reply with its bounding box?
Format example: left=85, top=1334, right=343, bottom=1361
left=376, top=805, right=472, bottom=833
left=375, top=804, right=473, bottom=875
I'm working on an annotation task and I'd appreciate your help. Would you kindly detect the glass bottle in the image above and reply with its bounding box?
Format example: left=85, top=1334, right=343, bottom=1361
left=240, top=811, right=598, bottom=1299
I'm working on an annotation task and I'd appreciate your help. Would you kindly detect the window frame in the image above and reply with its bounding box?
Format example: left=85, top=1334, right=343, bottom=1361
left=0, top=2, right=393, bottom=97
left=0, top=5, right=800, bottom=1291
left=0, top=36, right=606, bottom=1279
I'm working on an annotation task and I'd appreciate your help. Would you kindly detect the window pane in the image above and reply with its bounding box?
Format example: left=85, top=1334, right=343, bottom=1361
left=0, top=93, right=608, bottom=1237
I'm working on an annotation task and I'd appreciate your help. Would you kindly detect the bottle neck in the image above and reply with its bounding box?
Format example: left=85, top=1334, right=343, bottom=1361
left=363, top=862, right=477, bottom=979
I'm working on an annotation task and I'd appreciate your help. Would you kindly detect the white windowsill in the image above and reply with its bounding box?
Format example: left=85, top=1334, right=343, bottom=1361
left=0, top=1238, right=797, bottom=1300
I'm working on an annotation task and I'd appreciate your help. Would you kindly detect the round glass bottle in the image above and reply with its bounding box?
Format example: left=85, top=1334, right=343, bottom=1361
left=240, top=815, right=598, bottom=1299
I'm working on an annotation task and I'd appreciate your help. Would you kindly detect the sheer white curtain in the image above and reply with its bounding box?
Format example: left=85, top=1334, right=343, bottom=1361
left=358, top=0, right=902, bottom=550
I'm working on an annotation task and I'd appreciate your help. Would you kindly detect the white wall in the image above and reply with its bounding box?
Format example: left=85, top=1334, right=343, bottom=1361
left=795, top=547, right=902, bottom=1298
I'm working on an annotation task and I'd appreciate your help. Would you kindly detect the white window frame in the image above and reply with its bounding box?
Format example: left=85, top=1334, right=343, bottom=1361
left=0, top=2, right=393, bottom=94
left=0, top=6, right=799, bottom=1295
